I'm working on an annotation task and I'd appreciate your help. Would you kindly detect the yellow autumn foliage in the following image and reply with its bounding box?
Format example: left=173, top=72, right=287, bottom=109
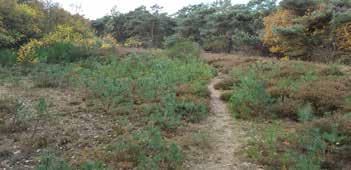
left=124, top=37, right=143, bottom=48
left=17, top=25, right=99, bottom=63
left=101, top=34, right=120, bottom=49
left=17, top=39, right=42, bottom=64
left=280, top=56, right=290, bottom=61
left=262, top=9, right=296, bottom=54
left=336, top=22, right=351, bottom=51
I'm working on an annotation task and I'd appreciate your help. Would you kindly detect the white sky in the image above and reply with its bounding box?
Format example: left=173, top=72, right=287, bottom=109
left=53, top=0, right=251, bottom=19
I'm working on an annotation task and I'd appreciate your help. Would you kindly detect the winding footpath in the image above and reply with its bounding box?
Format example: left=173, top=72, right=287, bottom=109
left=188, top=75, right=262, bottom=170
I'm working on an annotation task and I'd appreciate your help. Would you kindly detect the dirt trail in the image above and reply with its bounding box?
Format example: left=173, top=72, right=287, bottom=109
left=187, top=74, right=262, bottom=170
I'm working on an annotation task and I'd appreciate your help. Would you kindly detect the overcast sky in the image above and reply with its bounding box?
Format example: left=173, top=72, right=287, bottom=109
left=53, top=0, right=251, bottom=19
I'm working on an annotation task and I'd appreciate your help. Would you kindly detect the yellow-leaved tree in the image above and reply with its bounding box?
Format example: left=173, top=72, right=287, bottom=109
left=0, top=0, right=43, bottom=48
left=262, top=9, right=297, bottom=55
left=17, top=25, right=99, bottom=64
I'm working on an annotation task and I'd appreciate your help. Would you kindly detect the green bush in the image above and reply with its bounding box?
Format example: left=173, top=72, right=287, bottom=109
left=37, top=153, right=109, bottom=170
left=176, top=101, right=208, bottom=123
left=111, top=127, right=183, bottom=169
left=246, top=118, right=351, bottom=169
left=0, top=49, right=17, bottom=66
left=229, top=68, right=273, bottom=119
left=297, top=103, right=314, bottom=122
left=165, top=41, right=201, bottom=61
left=78, top=54, right=213, bottom=116
left=36, top=152, right=72, bottom=170
left=190, top=80, right=211, bottom=97
left=36, top=42, right=95, bottom=64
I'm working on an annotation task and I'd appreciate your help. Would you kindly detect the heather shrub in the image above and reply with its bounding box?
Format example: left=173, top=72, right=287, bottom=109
left=246, top=121, right=345, bottom=169
left=238, top=60, right=351, bottom=169
left=229, top=61, right=351, bottom=120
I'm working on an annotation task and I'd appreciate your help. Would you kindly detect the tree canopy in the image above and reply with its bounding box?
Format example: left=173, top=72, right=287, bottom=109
left=1, top=0, right=350, bottom=62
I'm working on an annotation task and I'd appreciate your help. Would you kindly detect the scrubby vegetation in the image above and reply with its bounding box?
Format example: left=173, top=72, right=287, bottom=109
left=1, top=0, right=351, bottom=169
left=222, top=60, right=351, bottom=169
left=0, top=47, right=214, bottom=169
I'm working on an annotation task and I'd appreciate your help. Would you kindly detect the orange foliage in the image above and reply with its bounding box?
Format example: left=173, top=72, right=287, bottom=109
left=262, top=10, right=296, bottom=54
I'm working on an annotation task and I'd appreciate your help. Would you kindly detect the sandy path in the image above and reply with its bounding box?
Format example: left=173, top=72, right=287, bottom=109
left=187, top=75, right=262, bottom=170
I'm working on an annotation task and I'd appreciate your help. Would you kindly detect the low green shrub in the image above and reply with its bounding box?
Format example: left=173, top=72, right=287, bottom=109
left=233, top=61, right=351, bottom=169
left=229, top=68, right=273, bottom=119
left=0, top=49, right=17, bottom=66
left=78, top=54, right=213, bottom=116
left=176, top=101, right=208, bottom=123
left=246, top=116, right=351, bottom=169
left=297, top=103, right=314, bottom=122
left=109, top=127, right=183, bottom=169
left=189, top=80, right=211, bottom=97
left=229, top=61, right=351, bottom=120
left=67, top=53, right=212, bottom=169
left=165, top=41, right=201, bottom=61
left=36, top=42, right=96, bottom=64
left=37, top=152, right=109, bottom=170
left=36, top=152, right=72, bottom=170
